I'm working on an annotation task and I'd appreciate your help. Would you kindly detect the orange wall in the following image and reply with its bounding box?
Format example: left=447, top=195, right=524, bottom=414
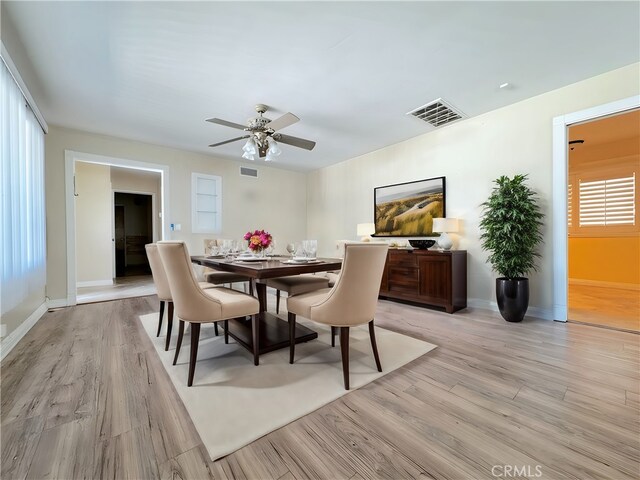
left=569, top=237, right=640, bottom=285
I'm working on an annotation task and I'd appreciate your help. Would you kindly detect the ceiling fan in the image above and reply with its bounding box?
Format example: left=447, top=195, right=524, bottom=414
left=206, top=104, right=316, bottom=161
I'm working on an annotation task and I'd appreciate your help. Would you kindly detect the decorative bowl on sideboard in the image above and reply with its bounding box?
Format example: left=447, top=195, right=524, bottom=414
left=408, top=239, right=437, bottom=249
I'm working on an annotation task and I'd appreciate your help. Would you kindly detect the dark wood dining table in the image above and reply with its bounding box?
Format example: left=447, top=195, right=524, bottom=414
left=191, top=255, right=342, bottom=356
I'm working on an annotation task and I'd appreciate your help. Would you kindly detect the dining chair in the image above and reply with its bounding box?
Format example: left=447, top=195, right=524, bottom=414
left=286, top=243, right=388, bottom=390
left=324, top=271, right=340, bottom=287
left=202, top=238, right=254, bottom=294
left=258, top=275, right=329, bottom=314
left=157, top=241, right=261, bottom=386
left=145, top=243, right=217, bottom=351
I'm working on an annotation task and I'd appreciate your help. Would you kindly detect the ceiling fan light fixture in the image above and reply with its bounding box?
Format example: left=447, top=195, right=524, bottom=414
left=242, top=137, right=257, bottom=155
left=265, top=138, right=282, bottom=162
left=207, top=103, right=315, bottom=161
left=269, top=137, right=282, bottom=157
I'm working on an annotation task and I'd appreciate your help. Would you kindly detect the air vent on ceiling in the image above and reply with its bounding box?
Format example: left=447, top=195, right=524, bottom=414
left=407, top=98, right=464, bottom=128
left=240, top=166, right=258, bottom=178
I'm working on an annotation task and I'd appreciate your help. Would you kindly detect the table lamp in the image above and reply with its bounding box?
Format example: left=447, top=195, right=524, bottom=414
left=356, top=223, right=375, bottom=241
left=432, top=218, right=459, bottom=250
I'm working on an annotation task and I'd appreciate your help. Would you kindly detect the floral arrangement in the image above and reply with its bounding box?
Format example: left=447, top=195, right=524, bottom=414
left=244, top=229, right=273, bottom=253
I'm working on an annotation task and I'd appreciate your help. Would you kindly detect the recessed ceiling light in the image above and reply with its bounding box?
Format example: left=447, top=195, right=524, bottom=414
left=499, top=82, right=510, bottom=89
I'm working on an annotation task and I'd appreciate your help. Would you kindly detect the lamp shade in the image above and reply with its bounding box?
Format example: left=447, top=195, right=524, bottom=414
left=432, top=218, right=459, bottom=233
left=356, top=223, right=375, bottom=236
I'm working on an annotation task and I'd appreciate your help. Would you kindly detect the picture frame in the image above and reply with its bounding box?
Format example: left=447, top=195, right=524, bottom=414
left=373, top=176, right=446, bottom=237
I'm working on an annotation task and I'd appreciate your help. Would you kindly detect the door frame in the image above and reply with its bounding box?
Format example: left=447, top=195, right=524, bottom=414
left=112, top=190, right=157, bottom=279
left=551, top=95, right=639, bottom=321
left=65, top=150, right=170, bottom=306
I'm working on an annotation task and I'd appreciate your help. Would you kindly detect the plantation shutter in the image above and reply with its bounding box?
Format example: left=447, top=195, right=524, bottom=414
left=578, top=173, right=635, bottom=226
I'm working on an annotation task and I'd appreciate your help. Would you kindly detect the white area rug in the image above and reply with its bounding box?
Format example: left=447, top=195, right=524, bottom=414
left=139, top=311, right=436, bottom=460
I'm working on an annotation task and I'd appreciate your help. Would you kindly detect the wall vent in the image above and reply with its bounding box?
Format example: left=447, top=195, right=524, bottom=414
left=407, top=98, right=464, bottom=127
left=240, top=166, right=258, bottom=178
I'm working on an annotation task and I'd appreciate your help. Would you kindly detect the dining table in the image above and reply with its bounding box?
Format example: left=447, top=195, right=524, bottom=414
left=191, top=255, right=342, bottom=357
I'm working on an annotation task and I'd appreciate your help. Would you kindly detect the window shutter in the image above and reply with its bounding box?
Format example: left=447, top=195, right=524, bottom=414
left=579, top=173, right=635, bottom=227
left=567, top=182, right=573, bottom=228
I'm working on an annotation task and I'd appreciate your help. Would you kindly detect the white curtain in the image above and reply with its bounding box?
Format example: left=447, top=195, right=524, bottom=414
left=0, top=58, right=46, bottom=315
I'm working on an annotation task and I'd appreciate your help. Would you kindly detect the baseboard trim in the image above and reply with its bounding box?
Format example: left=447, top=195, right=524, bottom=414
left=467, top=298, right=556, bottom=321
left=47, top=298, right=69, bottom=309
left=568, top=278, right=639, bottom=291
left=1, top=302, right=48, bottom=361
left=77, top=279, right=113, bottom=288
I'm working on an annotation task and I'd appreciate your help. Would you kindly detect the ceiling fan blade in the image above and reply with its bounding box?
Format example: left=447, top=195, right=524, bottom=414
left=273, top=133, right=316, bottom=151
left=206, top=118, right=247, bottom=130
left=209, top=135, right=250, bottom=147
left=266, top=112, right=299, bottom=132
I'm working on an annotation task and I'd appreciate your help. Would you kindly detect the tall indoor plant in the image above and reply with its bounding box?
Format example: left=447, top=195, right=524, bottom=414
left=479, top=174, right=544, bottom=322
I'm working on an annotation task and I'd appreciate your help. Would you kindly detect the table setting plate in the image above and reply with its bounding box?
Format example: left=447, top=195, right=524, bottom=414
left=282, top=258, right=322, bottom=264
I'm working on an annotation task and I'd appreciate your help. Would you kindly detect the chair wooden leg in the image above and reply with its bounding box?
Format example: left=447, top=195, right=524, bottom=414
left=340, top=327, right=350, bottom=390
left=276, top=290, right=281, bottom=314
left=173, top=320, right=185, bottom=365
left=214, top=322, right=219, bottom=336
left=164, top=302, right=174, bottom=351
left=331, top=326, right=337, bottom=347
left=224, top=319, right=229, bottom=344
left=252, top=314, right=260, bottom=366
left=288, top=312, right=296, bottom=364
left=368, top=320, right=382, bottom=372
left=156, top=301, right=165, bottom=337
left=187, top=323, right=201, bottom=387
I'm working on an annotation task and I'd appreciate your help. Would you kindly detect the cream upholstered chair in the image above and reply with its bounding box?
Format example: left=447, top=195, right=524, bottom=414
left=324, top=272, right=340, bottom=287
left=287, top=243, right=388, bottom=390
left=157, top=241, right=261, bottom=386
left=145, top=243, right=217, bottom=351
left=258, top=275, right=329, bottom=314
left=202, top=238, right=254, bottom=294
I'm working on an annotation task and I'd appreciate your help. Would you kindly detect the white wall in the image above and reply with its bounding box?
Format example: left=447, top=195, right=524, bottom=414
left=45, top=126, right=308, bottom=303
left=75, top=162, right=113, bottom=284
left=307, top=63, right=640, bottom=318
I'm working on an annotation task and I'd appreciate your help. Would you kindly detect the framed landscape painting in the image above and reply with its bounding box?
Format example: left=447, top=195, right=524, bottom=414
left=373, top=176, right=446, bottom=237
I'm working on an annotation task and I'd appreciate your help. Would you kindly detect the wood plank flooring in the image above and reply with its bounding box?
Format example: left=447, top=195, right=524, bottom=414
left=568, top=283, right=640, bottom=332
left=1, top=295, right=639, bottom=479
left=76, top=275, right=156, bottom=304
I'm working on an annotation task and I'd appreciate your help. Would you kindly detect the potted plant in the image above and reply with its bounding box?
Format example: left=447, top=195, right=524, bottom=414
left=479, top=174, right=544, bottom=322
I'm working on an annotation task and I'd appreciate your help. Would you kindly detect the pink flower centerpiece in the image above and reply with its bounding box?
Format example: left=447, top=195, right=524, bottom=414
left=244, top=229, right=273, bottom=256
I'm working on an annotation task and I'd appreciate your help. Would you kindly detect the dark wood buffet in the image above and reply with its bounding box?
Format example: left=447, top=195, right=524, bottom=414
left=379, top=249, right=467, bottom=313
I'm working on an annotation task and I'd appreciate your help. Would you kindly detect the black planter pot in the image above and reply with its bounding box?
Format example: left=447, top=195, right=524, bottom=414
left=496, top=277, right=529, bottom=322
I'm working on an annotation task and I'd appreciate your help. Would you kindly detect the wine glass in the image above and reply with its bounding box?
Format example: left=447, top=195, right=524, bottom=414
left=266, top=239, right=275, bottom=256
left=231, top=240, right=240, bottom=256
left=286, top=242, right=296, bottom=257
left=221, top=239, right=232, bottom=258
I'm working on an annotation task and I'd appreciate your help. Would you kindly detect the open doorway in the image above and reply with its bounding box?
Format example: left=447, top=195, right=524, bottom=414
left=72, top=159, right=164, bottom=304
left=567, top=109, right=639, bottom=332
left=114, top=192, right=153, bottom=277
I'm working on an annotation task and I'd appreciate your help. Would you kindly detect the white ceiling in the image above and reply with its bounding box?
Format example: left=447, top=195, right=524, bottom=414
left=4, top=1, right=639, bottom=172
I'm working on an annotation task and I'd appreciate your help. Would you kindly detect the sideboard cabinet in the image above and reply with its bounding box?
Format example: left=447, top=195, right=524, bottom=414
left=379, top=249, right=467, bottom=313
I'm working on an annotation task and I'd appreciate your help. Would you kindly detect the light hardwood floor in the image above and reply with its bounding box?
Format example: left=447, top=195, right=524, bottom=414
left=1, top=296, right=639, bottom=479
left=568, top=283, right=640, bottom=332
left=76, top=275, right=156, bottom=304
